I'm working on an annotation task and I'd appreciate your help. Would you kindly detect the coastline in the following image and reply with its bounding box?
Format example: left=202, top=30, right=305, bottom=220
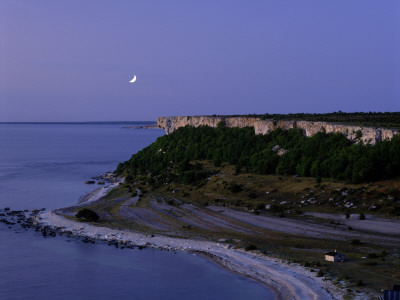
left=78, top=181, right=121, bottom=204
left=36, top=186, right=362, bottom=300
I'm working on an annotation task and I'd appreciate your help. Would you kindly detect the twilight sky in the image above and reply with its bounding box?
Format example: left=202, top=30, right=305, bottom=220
left=1, top=1, right=399, bottom=122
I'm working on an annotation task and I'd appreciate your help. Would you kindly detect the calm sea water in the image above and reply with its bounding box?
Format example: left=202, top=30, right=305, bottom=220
left=0, top=123, right=273, bottom=300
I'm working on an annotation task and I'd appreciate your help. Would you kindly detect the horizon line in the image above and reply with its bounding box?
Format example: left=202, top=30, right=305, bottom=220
left=0, top=121, right=156, bottom=124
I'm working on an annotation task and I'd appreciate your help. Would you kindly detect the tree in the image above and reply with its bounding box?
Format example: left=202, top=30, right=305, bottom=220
left=212, top=148, right=223, bottom=167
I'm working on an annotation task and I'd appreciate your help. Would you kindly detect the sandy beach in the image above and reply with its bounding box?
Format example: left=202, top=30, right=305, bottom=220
left=35, top=184, right=370, bottom=300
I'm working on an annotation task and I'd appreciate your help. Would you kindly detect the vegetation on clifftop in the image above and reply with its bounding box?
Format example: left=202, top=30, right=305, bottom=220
left=117, top=123, right=400, bottom=184
left=223, top=111, right=400, bottom=129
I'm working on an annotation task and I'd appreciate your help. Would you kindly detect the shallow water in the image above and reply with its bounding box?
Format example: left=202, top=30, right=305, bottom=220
left=0, top=123, right=163, bottom=210
left=0, top=123, right=274, bottom=300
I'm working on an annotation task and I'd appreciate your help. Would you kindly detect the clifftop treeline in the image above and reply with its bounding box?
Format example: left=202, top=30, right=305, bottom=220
left=117, top=124, right=400, bottom=184
left=224, top=112, right=400, bottom=129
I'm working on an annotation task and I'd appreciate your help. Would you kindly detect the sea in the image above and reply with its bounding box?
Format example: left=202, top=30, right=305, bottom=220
left=0, top=122, right=273, bottom=300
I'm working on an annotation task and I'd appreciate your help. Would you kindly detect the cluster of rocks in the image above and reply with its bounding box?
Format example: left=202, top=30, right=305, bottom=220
left=0, top=208, right=84, bottom=239
left=0, top=207, right=45, bottom=230
left=271, top=145, right=288, bottom=156
left=37, top=216, right=187, bottom=253
left=104, top=239, right=152, bottom=250
left=1, top=208, right=162, bottom=251
left=86, top=172, right=119, bottom=185
left=290, top=188, right=363, bottom=210
left=0, top=208, right=157, bottom=250
left=38, top=225, right=57, bottom=237
left=261, top=188, right=366, bottom=216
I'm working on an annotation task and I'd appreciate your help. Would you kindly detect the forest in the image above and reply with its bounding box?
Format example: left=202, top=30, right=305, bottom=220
left=116, top=122, right=400, bottom=185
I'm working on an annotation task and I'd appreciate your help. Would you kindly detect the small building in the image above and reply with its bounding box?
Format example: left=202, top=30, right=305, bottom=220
left=325, top=250, right=345, bottom=262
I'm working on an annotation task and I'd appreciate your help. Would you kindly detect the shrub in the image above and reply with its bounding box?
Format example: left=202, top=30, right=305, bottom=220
left=75, top=208, right=99, bottom=222
left=125, top=174, right=134, bottom=183
left=367, top=253, right=378, bottom=259
left=245, top=244, right=258, bottom=251
left=294, top=209, right=303, bottom=215
left=359, top=213, right=366, bottom=220
left=317, top=270, right=324, bottom=277
left=255, top=203, right=265, bottom=211
left=269, top=204, right=284, bottom=214
left=355, top=280, right=363, bottom=287
left=350, top=239, right=362, bottom=245
left=390, top=206, right=400, bottom=216
left=248, top=191, right=258, bottom=199
left=229, top=182, right=243, bottom=193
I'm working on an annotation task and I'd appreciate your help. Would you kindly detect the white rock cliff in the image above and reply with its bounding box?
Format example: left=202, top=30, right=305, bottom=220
left=157, top=116, right=398, bottom=145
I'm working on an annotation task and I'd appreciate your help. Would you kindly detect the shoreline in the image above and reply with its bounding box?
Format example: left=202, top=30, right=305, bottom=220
left=38, top=211, right=343, bottom=300
left=35, top=186, right=362, bottom=300
left=78, top=181, right=121, bottom=204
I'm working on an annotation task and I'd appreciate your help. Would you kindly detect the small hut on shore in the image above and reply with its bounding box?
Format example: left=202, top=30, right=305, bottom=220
left=325, top=250, right=344, bottom=262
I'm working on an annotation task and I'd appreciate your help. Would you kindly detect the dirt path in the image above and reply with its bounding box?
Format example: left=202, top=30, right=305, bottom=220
left=304, top=212, right=400, bottom=236
left=206, top=206, right=400, bottom=246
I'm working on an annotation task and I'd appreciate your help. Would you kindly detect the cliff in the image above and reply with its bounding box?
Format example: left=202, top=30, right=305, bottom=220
left=157, top=116, right=399, bottom=145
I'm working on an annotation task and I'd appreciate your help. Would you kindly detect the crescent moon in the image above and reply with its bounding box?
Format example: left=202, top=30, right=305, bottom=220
left=129, top=75, right=137, bottom=83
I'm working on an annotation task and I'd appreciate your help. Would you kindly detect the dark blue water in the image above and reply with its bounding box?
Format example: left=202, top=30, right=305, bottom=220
left=0, top=123, right=273, bottom=300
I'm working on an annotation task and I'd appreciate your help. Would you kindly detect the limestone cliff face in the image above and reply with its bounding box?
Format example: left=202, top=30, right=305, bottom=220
left=157, top=116, right=398, bottom=144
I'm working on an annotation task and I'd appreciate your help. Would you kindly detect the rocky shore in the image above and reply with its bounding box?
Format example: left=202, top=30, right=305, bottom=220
left=0, top=180, right=377, bottom=300
left=37, top=210, right=342, bottom=300
left=28, top=182, right=365, bottom=300
left=0, top=207, right=46, bottom=231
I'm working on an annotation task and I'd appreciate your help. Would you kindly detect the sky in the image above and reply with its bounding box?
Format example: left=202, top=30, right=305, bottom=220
left=1, top=1, right=399, bottom=122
